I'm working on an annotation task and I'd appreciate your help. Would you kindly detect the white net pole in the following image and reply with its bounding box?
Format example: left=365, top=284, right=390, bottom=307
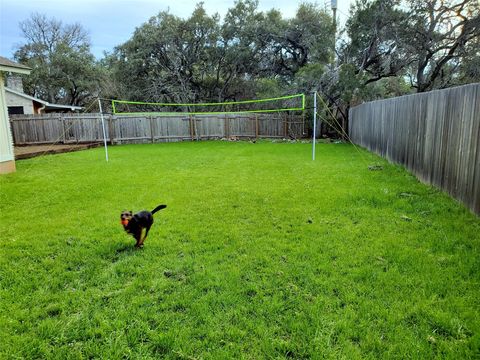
left=312, top=92, right=317, bottom=161
left=98, top=98, right=109, bottom=162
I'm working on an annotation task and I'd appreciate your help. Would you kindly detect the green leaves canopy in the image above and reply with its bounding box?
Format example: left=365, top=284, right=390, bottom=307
left=14, top=13, right=100, bottom=106
left=106, top=1, right=335, bottom=102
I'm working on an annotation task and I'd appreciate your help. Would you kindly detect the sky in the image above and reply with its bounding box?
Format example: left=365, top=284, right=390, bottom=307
left=0, top=0, right=353, bottom=59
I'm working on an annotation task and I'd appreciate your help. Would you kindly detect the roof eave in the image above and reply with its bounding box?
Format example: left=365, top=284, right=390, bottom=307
left=0, top=65, right=31, bottom=75
left=4, top=87, right=47, bottom=104
left=45, top=104, right=83, bottom=111
left=5, top=87, right=83, bottom=110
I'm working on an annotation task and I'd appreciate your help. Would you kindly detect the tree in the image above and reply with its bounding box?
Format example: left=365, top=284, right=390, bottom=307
left=343, top=0, right=480, bottom=93
left=108, top=4, right=220, bottom=103
left=107, top=1, right=335, bottom=103
left=14, top=13, right=101, bottom=106
left=280, top=3, right=335, bottom=74
left=404, top=0, right=480, bottom=92
left=342, top=0, right=410, bottom=86
left=457, top=35, right=480, bottom=83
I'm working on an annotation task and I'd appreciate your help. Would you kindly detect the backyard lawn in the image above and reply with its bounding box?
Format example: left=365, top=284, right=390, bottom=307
left=0, top=140, right=479, bottom=359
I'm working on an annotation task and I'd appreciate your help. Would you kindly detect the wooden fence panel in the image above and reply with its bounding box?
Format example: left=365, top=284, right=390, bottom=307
left=151, top=116, right=191, bottom=142
left=11, top=114, right=63, bottom=144
left=63, top=114, right=106, bottom=143
left=286, top=115, right=305, bottom=138
left=10, top=112, right=305, bottom=145
left=227, top=115, right=256, bottom=138
left=111, top=115, right=152, bottom=144
left=349, top=83, right=480, bottom=215
left=194, top=115, right=226, bottom=139
left=258, top=115, right=284, bottom=137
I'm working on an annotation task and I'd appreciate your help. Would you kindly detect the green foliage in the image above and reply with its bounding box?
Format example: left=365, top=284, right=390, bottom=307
left=293, top=63, right=325, bottom=93
left=315, top=0, right=480, bottom=132
left=14, top=13, right=101, bottom=106
left=254, top=78, right=283, bottom=98
left=292, top=3, right=335, bottom=64
left=335, top=64, right=363, bottom=104
left=11, top=1, right=479, bottom=120
left=107, top=1, right=334, bottom=102
left=1, top=142, right=479, bottom=358
left=342, top=0, right=480, bottom=95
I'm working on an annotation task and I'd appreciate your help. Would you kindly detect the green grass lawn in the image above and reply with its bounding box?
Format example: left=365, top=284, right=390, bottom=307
left=1, top=141, right=479, bottom=359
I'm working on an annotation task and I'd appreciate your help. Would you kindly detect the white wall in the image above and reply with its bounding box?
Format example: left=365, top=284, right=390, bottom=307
left=5, top=90, right=34, bottom=114
left=0, top=73, right=15, bottom=163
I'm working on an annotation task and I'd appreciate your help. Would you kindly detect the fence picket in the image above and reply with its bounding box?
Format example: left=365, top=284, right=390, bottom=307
left=10, top=113, right=304, bottom=145
left=349, top=83, right=480, bottom=215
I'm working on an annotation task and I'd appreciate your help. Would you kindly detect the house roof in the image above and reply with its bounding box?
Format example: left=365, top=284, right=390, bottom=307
left=5, top=87, right=83, bottom=111
left=0, top=56, right=31, bottom=75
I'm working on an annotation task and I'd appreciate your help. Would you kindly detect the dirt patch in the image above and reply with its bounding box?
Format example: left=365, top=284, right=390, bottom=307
left=15, top=143, right=101, bottom=160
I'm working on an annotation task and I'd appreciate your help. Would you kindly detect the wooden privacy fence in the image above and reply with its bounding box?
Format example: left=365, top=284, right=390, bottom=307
left=349, top=83, right=480, bottom=215
left=10, top=113, right=305, bottom=145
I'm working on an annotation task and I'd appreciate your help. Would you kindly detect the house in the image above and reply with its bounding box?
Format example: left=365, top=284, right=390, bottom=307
left=0, top=56, right=30, bottom=174
left=5, top=75, right=83, bottom=114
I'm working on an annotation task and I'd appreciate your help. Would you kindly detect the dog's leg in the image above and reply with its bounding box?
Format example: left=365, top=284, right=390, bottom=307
left=134, top=229, right=143, bottom=248
left=138, top=228, right=148, bottom=248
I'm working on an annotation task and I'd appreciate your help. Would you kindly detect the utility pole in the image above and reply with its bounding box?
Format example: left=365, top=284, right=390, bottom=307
left=331, top=0, right=337, bottom=29
left=331, top=0, right=338, bottom=53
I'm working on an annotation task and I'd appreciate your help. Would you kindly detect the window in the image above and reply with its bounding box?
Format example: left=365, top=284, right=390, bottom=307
left=8, top=106, right=24, bottom=115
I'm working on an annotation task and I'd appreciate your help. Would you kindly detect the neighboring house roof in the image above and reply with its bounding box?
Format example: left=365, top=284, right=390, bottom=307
left=0, top=56, right=31, bottom=75
left=5, top=87, right=83, bottom=111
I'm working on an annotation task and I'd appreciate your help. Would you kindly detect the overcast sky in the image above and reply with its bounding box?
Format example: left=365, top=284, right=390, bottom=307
left=0, top=0, right=353, bottom=59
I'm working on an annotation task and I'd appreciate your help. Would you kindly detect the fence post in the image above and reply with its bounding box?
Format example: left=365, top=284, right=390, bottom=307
left=60, top=115, right=66, bottom=144
left=224, top=114, right=227, bottom=138
left=149, top=116, right=155, bottom=143
left=108, top=115, right=115, bottom=145
left=194, top=116, right=200, bottom=141
left=226, top=116, right=230, bottom=138
left=189, top=115, right=194, bottom=140
left=302, top=111, right=305, bottom=136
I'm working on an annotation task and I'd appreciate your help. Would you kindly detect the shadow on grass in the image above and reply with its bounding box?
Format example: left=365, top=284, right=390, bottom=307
left=98, top=241, right=139, bottom=263
left=115, top=243, right=138, bottom=255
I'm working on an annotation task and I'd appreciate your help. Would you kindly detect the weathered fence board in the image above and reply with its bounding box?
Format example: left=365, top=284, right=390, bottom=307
left=10, top=114, right=63, bottom=144
left=10, top=113, right=304, bottom=146
left=196, top=116, right=226, bottom=139
left=151, top=116, right=191, bottom=143
left=349, top=83, right=480, bottom=215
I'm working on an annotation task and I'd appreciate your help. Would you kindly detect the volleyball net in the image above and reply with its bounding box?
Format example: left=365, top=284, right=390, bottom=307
left=111, top=93, right=305, bottom=116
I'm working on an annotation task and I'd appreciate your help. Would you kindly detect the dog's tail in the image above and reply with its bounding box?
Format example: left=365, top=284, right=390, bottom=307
left=151, top=204, right=167, bottom=214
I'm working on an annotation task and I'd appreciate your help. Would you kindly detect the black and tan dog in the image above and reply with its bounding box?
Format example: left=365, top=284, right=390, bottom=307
left=120, top=205, right=167, bottom=248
